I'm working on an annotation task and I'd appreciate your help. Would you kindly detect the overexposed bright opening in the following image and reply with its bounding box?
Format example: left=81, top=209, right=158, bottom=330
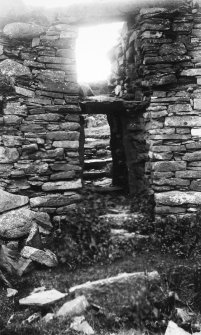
left=76, top=22, right=124, bottom=83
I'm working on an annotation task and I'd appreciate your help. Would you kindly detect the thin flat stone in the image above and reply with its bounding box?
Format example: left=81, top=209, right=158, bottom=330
left=155, top=191, right=201, bottom=206
left=21, top=246, right=58, bottom=267
left=19, top=289, right=67, bottom=306
left=42, top=179, right=82, bottom=191
left=0, top=189, right=28, bottom=213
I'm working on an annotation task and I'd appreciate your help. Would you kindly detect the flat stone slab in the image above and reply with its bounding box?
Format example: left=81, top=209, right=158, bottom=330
left=21, top=246, right=58, bottom=267
left=0, top=189, right=29, bottom=214
left=19, top=289, right=67, bottom=306
left=155, top=191, right=201, bottom=206
left=100, top=213, right=144, bottom=228
left=42, top=179, right=82, bottom=191
left=69, top=271, right=160, bottom=311
left=3, top=22, right=45, bottom=39
left=84, top=158, right=112, bottom=169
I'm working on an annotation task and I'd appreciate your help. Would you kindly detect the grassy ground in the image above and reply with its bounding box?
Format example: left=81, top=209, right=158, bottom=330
left=0, top=190, right=200, bottom=334
left=0, top=250, right=199, bottom=335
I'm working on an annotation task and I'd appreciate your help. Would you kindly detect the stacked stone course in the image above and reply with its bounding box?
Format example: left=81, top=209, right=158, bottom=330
left=0, top=22, right=83, bottom=223
left=109, top=0, right=201, bottom=218
left=2, top=0, right=201, bottom=225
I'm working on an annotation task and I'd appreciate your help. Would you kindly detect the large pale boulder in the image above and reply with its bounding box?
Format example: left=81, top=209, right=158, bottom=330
left=0, top=207, right=34, bottom=239
left=3, top=22, right=45, bottom=39
left=69, top=271, right=160, bottom=311
left=0, top=59, right=31, bottom=78
left=0, top=207, right=51, bottom=239
left=56, top=295, right=89, bottom=317
left=0, top=189, right=29, bottom=213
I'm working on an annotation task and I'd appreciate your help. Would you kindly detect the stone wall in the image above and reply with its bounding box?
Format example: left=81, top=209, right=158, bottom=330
left=109, top=0, right=201, bottom=217
left=0, top=22, right=83, bottom=224
left=2, top=0, right=201, bottom=224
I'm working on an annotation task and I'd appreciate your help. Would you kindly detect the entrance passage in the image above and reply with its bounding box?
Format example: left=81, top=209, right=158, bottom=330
left=80, top=96, right=129, bottom=193
left=76, top=21, right=130, bottom=193
left=83, top=114, right=113, bottom=188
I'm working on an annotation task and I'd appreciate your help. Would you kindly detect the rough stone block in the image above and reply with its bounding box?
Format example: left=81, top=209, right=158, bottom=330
left=47, top=131, right=79, bottom=141
left=183, top=150, right=201, bottom=161
left=190, top=180, right=201, bottom=191
left=149, top=152, right=173, bottom=161
left=30, top=193, right=81, bottom=207
left=37, top=69, right=65, bottom=81
left=2, top=135, right=23, bottom=147
left=0, top=207, right=33, bottom=239
left=150, top=134, right=190, bottom=141
left=176, top=171, right=201, bottom=179
left=42, top=179, right=82, bottom=191
left=52, top=141, right=79, bottom=149
left=21, top=247, right=58, bottom=267
left=3, top=22, right=45, bottom=39
left=153, top=178, right=190, bottom=186
left=24, top=60, right=45, bottom=68
left=159, top=42, right=186, bottom=56
left=152, top=172, right=174, bottom=179
left=50, top=171, right=76, bottom=180
left=186, top=142, right=201, bottom=150
left=194, top=99, right=201, bottom=110
left=152, top=161, right=186, bottom=172
left=15, top=86, right=35, bottom=97
left=0, top=189, right=29, bottom=214
left=0, top=59, right=31, bottom=77
left=50, top=163, right=81, bottom=171
left=4, top=115, right=22, bottom=125
left=37, top=56, right=74, bottom=64
left=141, top=20, right=170, bottom=32
left=168, top=104, right=192, bottom=114
left=38, top=80, right=79, bottom=94
left=152, top=145, right=185, bottom=153
left=0, top=147, right=19, bottom=163
left=165, top=116, right=201, bottom=127
left=155, top=191, right=201, bottom=206
left=181, top=68, right=201, bottom=76
left=155, top=206, right=186, bottom=214
left=60, top=122, right=80, bottom=131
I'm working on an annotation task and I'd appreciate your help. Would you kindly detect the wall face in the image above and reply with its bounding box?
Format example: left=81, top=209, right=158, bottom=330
left=109, top=0, right=201, bottom=218
left=2, top=0, right=201, bottom=222
left=0, top=22, right=83, bottom=219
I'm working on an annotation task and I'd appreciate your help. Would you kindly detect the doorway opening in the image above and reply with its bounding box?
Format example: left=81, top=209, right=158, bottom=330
left=76, top=21, right=128, bottom=192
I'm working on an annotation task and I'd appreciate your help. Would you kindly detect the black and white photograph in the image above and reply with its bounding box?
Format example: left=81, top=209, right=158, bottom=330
left=0, top=0, right=200, bottom=334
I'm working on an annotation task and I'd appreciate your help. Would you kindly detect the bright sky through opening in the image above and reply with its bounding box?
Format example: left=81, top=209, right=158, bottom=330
left=76, top=22, right=124, bottom=83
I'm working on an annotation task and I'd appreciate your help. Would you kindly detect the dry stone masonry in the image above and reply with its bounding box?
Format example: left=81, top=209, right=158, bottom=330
left=109, top=0, right=201, bottom=219
left=2, top=0, right=201, bottom=237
